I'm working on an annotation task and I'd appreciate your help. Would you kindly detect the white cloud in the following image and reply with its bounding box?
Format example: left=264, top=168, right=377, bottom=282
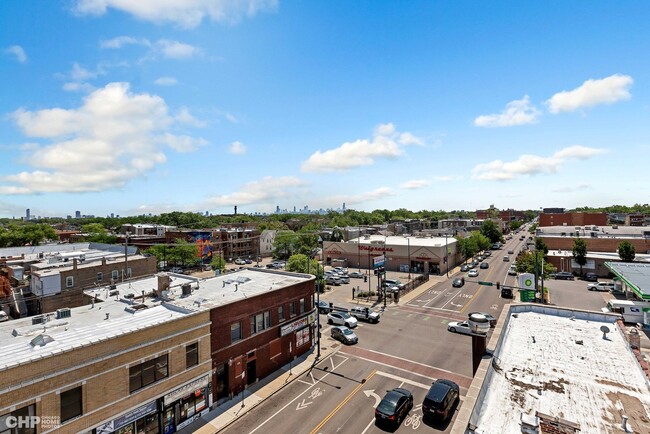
left=229, top=141, right=247, bottom=155
left=154, top=76, right=178, bottom=86
left=156, top=40, right=200, bottom=59
left=546, top=74, right=633, bottom=113
left=62, top=82, right=95, bottom=93
left=175, top=107, right=206, bottom=127
left=471, top=146, right=606, bottom=181
left=400, top=179, right=429, bottom=189
left=70, top=62, right=104, bottom=81
left=434, top=175, right=462, bottom=182
left=3, top=82, right=204, bottom=194
left=100, top=36, right=150, bottom=49
left=73, top=0, right=278, bottom=28
left=5, top=45, right=27, bottom=63
left=474, top=95, right=540, bottom=127
left=207, top=176, right=308, bottom=207
left=160, top=134, right=208, bottom=153
left=301, top=123, right=422, bottom=173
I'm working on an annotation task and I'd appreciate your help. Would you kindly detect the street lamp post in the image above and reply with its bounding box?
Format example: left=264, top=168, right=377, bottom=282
left=317, top=236, right=323, bottom=359
left=407, top=237, right=411, bottom=281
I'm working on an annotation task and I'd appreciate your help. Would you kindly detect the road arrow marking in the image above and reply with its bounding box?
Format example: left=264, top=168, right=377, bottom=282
left=296, top=399, right=312, bottom=410
left=363, top=389, right=381, bottom=408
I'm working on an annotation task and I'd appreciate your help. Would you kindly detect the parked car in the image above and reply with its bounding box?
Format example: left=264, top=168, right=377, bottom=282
left=234, top=258, right=246, bottom=265
left=325, top=276, right=341, bottom=286
left=350, top=306, right=380, bottom=323
left=484, top=251, right=491, bottom=257
left=503, top=256, right=510, bottom=262
left=333, top=267, right=348, bottom=275
left=479, top=262, right=489, bottom=269
left=552, top=271, right=574, bottom=280
left=460, top=265, right=469, bottom=272
left=452, top=277, right=465, bottom=288
left=584, top=272, right=598, bottom=282
left=169, top=267, right=184, bottom=274
left=468, top=269, right=479, bottom=277
left=447, top=321, right=473, bottom=335
left=375, top=388, right=413, bottom=427
left=422, top=379, right=460, bottom=423
left=348, top=271, right=364, bottom=278
left=469, top=311, right=497, bottom=327
left=384, top=279, right=405, bottom=290
left=317, top=300, right=331, bottom=314
left=508, top=265, right=517, bottom=276
left=338, top=275, right=350, bottom=284
left=327, top=311, right=358, bottom=328
left=244, top=258, right=253, bottom=264
left=587, top=282, right=615, bottom=292
left=331, top=326, right=358, bottom=344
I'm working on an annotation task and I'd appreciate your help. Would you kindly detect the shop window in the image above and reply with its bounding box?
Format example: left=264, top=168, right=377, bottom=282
left=60, top=386, right=83, bottom=423
left=186, top=342, right=199, bottom=368
left=230, top=322, right=242, bottom=343
left=96, top=272, right=103, bottom=282
left=65, top=276, right=74, bottom=288
left=278, top=305, right=285, bottom=321
left=129, top=354, right=168, bottom=393
left=299, top=298, right=305, bottom=314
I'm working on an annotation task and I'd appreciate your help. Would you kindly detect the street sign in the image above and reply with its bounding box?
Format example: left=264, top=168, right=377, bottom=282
left=478, top=281, right=493, bottom=286
left=373, top=255, right=385, bottom=268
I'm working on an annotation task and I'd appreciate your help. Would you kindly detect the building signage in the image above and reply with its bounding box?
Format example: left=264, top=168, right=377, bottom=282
left=373, top=255, right=385, bottom=268
left=326, top=249, right=343, bottom=254
left=163, top=375, right=210, bottom=405
left=359, top=245, right=394, bottom=252
left=95, top=400, right=158, bottom=433
left=415, top=256, right=432, bottom=260
left=280, top=313, right=315, bottom=337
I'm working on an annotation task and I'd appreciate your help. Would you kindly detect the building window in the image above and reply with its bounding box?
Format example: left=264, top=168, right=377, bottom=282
left=96, top=272, right=103, bottom=282
left=111, top=270, right=118, bottom=280
left=290, top=301, right=296, bottom=317
left=129, top=354, right=168, bottom=393
left=278, top=305, right=285, bottom=321
left=60, top=386, right=83, bottom=423
left=126, top=268, right=132, bottom=278
left=186, top=342, right=199, bottom=368
left=299, top=298, right=306, bottom=314
left=65, top=276, right=74, bottom=288
left=0, top=404, right=36, bottom=434
left=251, top=311, right=271, bottom=334
left=230, top=322, right=242, bottom=343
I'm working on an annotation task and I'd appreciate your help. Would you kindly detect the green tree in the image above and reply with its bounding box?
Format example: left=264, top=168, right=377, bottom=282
left=514, top=251, right=556, bottom=277
left=169, top=240, right=199, bottom=267
left=286, top=253, right=322, bottom=275
left=535, top=238, right=549, bottom=256
left=210, top=253, right=226, bottom=272
left=480, top=220, right=503, bottom=244
left=572, top=238, right=588, bottom=276
left=509, top=221, right=523, bottom=231
left=82, top=223, right=118, bottom=243
left=456, top=235, right=478, bottom=263
left=618, top=241, right=636, bottom=262
left=144, top=244, right=167, bottom=269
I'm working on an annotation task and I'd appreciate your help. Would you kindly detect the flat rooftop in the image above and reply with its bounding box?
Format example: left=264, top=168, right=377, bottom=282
left=606, top=262, right=650, bottom=299
left=350, top=234, right=456, bottom=248
left=537, top=225, right=650, bottom=239
left=469, top=307, right=650, bottom=433
left=166, top=268, right=314, bottom=310
left=31, top=254, right=147, bottom=276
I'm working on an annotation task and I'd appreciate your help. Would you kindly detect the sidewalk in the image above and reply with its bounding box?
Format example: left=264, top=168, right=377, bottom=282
left=178, top=343, right=338, bottom=434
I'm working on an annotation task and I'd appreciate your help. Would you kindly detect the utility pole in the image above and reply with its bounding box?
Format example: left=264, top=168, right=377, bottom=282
left=316, top=236, right=322, bottom=359
left=123, top=231, right=130, bottom=282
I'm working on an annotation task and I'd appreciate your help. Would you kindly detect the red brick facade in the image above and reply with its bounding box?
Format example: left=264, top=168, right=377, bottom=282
left=539, top=212, right=607, bottom=227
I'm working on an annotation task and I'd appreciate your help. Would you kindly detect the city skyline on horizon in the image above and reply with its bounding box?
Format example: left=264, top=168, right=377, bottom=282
left=2, top=2, right=650, bottom=218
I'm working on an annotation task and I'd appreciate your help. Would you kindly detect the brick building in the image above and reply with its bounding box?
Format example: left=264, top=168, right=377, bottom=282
left=538, top=211, right=607, bottom=227
left=0, top=274, right=212, bottom=434
left=169, top=268, right=316, bottom=404
left=30, top=255, right=157, bottom=313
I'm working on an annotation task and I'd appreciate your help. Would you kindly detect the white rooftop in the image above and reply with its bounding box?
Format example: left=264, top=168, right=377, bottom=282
left=351, top=234, right=457, bottom=248
left=167, top=268, right=314, bottom=310
left=470, top=308, right=650, bottom=433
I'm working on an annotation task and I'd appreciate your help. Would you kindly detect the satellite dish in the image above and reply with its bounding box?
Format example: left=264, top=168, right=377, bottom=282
left=600, top=325, right=611, bottom=339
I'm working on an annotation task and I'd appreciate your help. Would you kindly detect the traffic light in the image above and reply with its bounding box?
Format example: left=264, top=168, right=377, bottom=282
left=496, top=282, right=500, bottom=289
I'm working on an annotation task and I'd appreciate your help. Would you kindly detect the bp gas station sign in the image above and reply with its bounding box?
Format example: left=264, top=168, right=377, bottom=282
left=518, top=273, right=535, bottom=290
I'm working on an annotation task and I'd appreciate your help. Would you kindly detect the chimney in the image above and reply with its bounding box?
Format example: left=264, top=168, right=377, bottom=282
left=102, top=257, right=106, bottom=266
left=157, top=273, right=171, bottom=296
left=73, top=258, right=78, bottom=270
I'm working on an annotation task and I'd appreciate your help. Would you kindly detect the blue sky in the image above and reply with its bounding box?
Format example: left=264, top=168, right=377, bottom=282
left=1, top=1, right=648, bottom=219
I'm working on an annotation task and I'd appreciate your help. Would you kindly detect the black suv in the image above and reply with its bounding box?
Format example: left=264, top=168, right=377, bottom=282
left=422, top=379, right=459, bottom=423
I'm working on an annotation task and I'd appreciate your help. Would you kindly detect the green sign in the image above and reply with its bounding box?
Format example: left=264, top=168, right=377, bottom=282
left=478, top=281, right=493, bottom=286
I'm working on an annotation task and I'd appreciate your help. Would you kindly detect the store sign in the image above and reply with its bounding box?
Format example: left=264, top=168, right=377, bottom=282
left=415, top=256, right=432, bottom=260
left=280, top=313, right=315, bottom=336
left=95, top=400, right=158, bottom=433
left=327, top=249, right=343, bottom=254
left=164, top=375, right=210, bottom=405
left=359, top=245, right=394, bottom=252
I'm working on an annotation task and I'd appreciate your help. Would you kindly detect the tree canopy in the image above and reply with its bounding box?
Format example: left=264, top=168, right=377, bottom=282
left=618, top=241, right=636, bottom=262
left=480, top=220, right=503, bottom=244
left=0, top=224, right=57, bottom=247
left=572, top=238, right=588, bottom=276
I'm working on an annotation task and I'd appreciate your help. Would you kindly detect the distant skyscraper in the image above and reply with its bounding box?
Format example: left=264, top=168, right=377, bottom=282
left=75, top=210, right=81, bottom=218
left=25, top=209, right=30, bottom=221
left=342, top=202, right=346, bottom=211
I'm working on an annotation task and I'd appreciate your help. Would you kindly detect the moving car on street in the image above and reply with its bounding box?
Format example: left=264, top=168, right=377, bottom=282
left=587, top=282, right=615, bottom=292
left=327, top=311, right=358, bottom=328
left=348, top=271, right=364, bottom=278
left=422, top=379, right=460, bottom=423
left=447, top=321, right=473, bottom=335
left=468, top=269, right=479, bottom=277
left=452, top=277, right=465, bottom=288
left=331, top=326, right=358, bottom=345
left=375, top=388, right=413, bottom=428
left=468, top=311, right=497, bottom=327
left=350, top=306, right=380, bottom=323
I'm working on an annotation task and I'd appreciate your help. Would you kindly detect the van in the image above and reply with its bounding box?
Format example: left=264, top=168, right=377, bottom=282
left=602, top=299, right=649, bottom=324
left=422, top=379, right=460, bottom=422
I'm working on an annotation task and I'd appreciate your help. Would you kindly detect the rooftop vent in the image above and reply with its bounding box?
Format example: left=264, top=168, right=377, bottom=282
left=125, top=303, right=148, bottom=313
left=30, top=334, right=54, bottom=347
left=32, top=315, right=46, bottom=325
left=181, top=283, right=192, bottom=296
left=56, top=308, right=71, bottom=319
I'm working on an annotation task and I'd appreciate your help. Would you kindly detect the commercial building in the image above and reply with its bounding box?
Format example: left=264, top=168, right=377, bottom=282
left=0, top=274, right=212, bottom=434
left=166, top=268, right=316, bottom=404
left=539, top=211, right=607, bottom=227
left=323, top=234, right=458, bottom=275
left=605, top=262, right=650, bottom=302
left=453, top=304, right=650, bottom=433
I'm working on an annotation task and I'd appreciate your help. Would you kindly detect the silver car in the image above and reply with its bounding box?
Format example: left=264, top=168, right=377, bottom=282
left=331, top=326, right=358, bottom=344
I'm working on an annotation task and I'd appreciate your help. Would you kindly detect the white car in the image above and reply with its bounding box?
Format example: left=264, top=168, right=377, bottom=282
left=587, top=282, right=614, bottom=292
left=468, top=269, right=479, bottom=277
left=327, top=311, right=358, bottom=328
left=447, top=321, right=473, bottom=335
left=508, top=266, right=517, bottom=276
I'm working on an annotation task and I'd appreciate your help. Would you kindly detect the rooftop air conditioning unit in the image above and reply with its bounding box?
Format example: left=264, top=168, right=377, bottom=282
left=182, top=283, right=192, bottom=296
left=32, top=315, right=46, bottom=325
left=56, top=308, right=71, bottom=319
